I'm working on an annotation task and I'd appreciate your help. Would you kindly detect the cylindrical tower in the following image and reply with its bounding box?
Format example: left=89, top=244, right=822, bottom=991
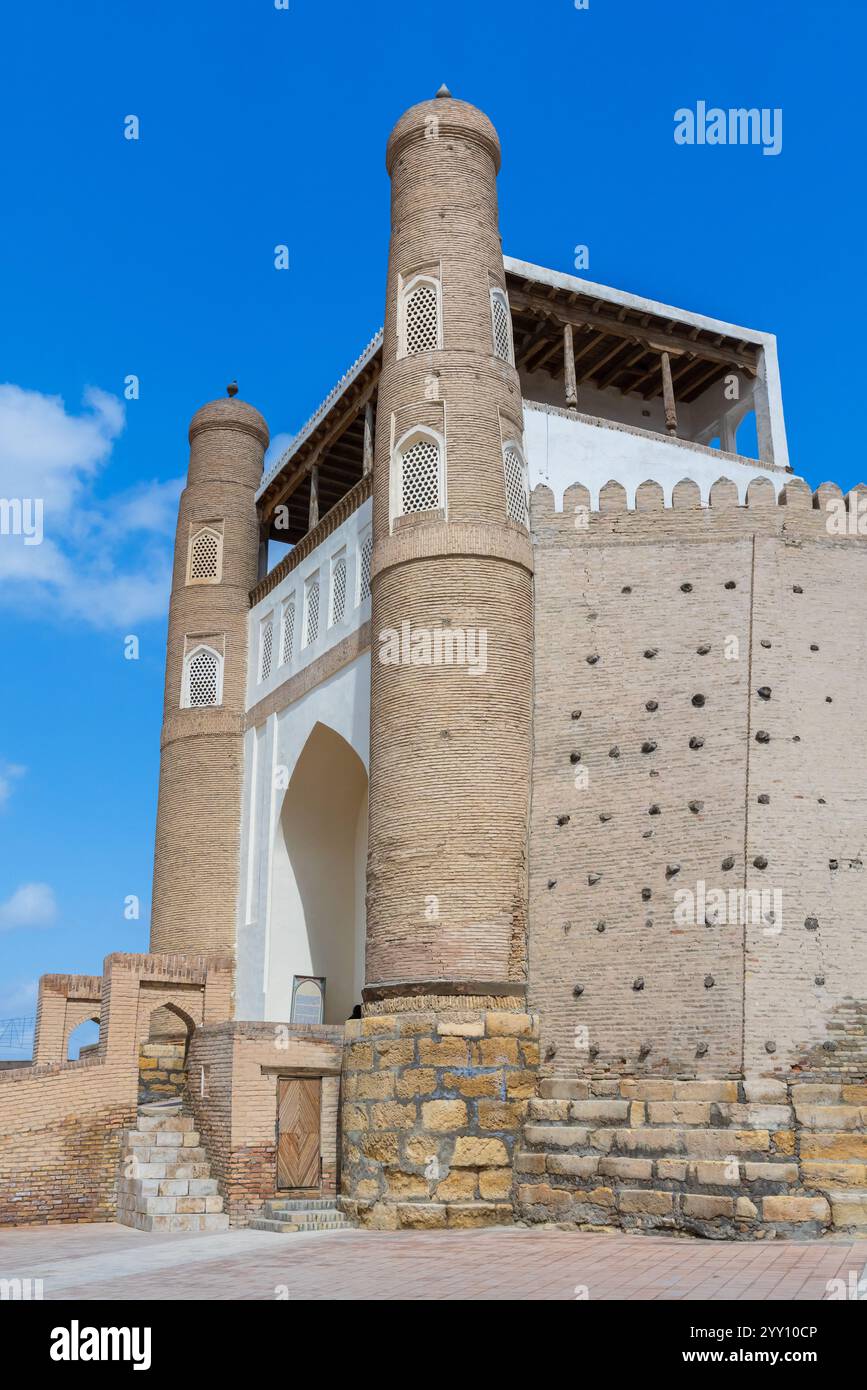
left=366, top=91, right=533, bottom=1006
left=150, top=395, right=269, bottom=965
left=341, top=92, right=537, bottom=1227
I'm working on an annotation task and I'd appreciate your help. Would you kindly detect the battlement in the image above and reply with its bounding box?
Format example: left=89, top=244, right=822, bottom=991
left=531, top=475, right=867, bottom=545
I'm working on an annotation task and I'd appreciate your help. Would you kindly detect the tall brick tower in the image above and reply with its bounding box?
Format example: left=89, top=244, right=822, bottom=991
left=150, top=395, right=269, bottom=964
left=342, top=92, right=537, bottom=1226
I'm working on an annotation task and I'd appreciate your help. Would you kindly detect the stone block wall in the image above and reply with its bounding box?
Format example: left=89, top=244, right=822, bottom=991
left=340, top=1007, right=539, bottom=1228
left=516, top=1074, right=867, bottom=1237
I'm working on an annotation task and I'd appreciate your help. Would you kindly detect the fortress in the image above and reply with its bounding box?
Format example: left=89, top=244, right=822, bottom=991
left=2, top=91, right=866, bottom=1239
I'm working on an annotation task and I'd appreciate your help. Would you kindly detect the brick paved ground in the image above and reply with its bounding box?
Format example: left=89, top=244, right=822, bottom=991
left=1, top=1223, right=865, bottom=1300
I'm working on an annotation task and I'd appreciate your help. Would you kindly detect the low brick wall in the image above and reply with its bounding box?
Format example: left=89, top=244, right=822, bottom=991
left=0, top=1057, right=137, bottom=1225
left=340, top=1008, right=540, bottom=1229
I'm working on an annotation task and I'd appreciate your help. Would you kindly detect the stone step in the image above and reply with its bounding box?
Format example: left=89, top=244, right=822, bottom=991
left=134, top=1114, right=196, bottom=1133
left=267, top=1197, right=341, bottom=1211
left=129, top=1211, right=230, bottom=1234
left=123, top=1144, right=208, bottom=1166
left=251, top=1216, right=350, bottom=1234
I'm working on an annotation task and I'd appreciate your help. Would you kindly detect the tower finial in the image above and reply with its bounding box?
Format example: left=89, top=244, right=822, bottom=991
left=435, top=83, right=451, bottom=99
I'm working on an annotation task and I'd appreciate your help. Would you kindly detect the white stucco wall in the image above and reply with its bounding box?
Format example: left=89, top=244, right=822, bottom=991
left=237, top=498, right=372, bottom=1022
left=523, top=403, right=786, bottom=512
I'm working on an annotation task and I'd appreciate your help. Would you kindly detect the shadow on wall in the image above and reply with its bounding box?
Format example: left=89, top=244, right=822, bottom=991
left=277, top=722, right=368, bottom=1025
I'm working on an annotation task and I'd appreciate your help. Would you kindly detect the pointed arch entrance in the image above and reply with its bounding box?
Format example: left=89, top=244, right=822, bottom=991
left=269, top=722, right=368, bottom=1024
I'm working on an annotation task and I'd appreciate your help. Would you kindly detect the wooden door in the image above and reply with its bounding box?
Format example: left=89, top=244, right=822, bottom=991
left=277, top=1077, right=321, bottom=1190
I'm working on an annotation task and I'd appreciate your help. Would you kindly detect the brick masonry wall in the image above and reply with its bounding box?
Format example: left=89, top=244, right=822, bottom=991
left=150, top=398, right=268, bottom=962
left=529, top=477, right=867, bottom=1082
left=187, top=1022, right=343, bottom=1225
left=340, top=1008, right=539, bottom=1228
left=0, top=953, right=231, bottom=1226
left=366, top=95, right=533, bottom=994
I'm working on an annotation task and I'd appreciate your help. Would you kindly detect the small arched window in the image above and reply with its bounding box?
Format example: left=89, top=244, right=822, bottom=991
left=503, top=443, right=529, bottom=527
left=182, top=644, right=223, bottom=708
left=400, top=275, right=442, bottom=357
left=280, top=598, right=295, bottom=665
left=259, top=613, right=274, bottom=683
left=304, top=574, right=321, bottom=647
left=490, top=288, right=514, bottom=364
left=187, top=525, right=223, bottom=584
left=358, top=529, right=373, bottom=601
left=330, top=553, right=347, bottom=625
left=394, top=428, right=444, bottom=519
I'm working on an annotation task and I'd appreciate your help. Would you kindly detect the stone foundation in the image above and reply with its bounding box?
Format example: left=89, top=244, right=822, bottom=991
left=516, top=1075, right=867, bottom=1238
left=340, top=1008, right=539, bottom=1229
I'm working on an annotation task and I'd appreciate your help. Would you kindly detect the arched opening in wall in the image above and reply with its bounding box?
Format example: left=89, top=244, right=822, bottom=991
left=66, top=1016, right=100, bottom=1060
left=271, top=722, right=368, bottom=1025
left=140, top=1003, right=196, bottom=1105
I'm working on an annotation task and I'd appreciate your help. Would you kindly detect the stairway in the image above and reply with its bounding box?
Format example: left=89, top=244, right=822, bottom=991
left=116, top=1102, right=229, bottom=1233
left=516, top=1078, right=867, bottom=1238
left=250, top=1197, right=352, bottom=1233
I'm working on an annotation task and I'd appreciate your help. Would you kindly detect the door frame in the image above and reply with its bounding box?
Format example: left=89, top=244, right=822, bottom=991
left=276, top=1073, right=323, bottom=1195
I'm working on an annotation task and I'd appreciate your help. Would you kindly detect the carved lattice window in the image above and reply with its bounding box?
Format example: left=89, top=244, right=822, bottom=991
left=280, top=600, right=295, bottom=664
left=259, top=616, right=274, bottom=682
left=359, top=530, right=373, bottom=601
left=400, top=437, right=441, bottom=515
left=183, top=645, right=222, bottom=708
left=187, top=526, right=222, bottom=584
left=403, top=278, right=440, bottom=356
left=491, top=289, right=513, bottom=364
left=503, top=445, right=529, bottom=526
left=304, top=576, right=320, bottom=646
left=331, top=554, right=347, bottom=625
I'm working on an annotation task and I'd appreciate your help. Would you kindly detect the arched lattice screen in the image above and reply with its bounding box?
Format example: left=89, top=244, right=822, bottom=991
left=359, top=532, right=373, bottom=600
left=503, top=446, right=529, bottom=526
left=259, top=619, right=274, bottom=682
left=280, top=600, right=295, bottom=664
left=491, top=291, right=513, bottom=363
left=405, top=281, right=439, bottom=355
left=188, top=527, right=221, bottom=582
left=305, top=578, right=320, bottom=646
left=331, top=556, right=347, bottom=624
left=400, top=437, right=441, bottom=515
left=185, top=647, right=221, bottom=707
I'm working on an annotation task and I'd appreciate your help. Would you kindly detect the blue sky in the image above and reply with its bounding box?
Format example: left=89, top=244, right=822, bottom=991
left=0, top=0, right=863, bottom=1054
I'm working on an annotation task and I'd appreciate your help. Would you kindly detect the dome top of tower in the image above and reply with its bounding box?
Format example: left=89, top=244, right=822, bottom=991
left=386, top=91, right=501, bottom=174
left=189, top=396, right=270, bottom=449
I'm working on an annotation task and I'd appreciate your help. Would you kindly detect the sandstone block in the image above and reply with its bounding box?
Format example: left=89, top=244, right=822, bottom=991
left=451, top=1136, right=509, bottom=1167
left=762, top=1196, right=830, bottom=1223
left=683, top=1195, right=734, bottom=1219
left=648, top=1102, right=711, bottom=1125
left=436, top=1018, right=484, bottom=1038
left=673, top=1081, right=738, bottom=1102
left=397, top=1202, right=447, bottom=1229
left=479, top=1167, right=513, bottom=1199
left=545, top=1155, right=599, bottom=1178
left=421, top=1100, right=467, bottom=1131
left=485, top=1012, right=533, bottom=1037
left=619, top=1189, right=673, bottom=1215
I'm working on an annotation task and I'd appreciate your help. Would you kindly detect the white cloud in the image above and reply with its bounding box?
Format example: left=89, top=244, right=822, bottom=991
left=0, top=384, right=182, bottom=628
left=0, top=882, right=58, bottom=931
left=0, top=762, right=26, bottom=808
